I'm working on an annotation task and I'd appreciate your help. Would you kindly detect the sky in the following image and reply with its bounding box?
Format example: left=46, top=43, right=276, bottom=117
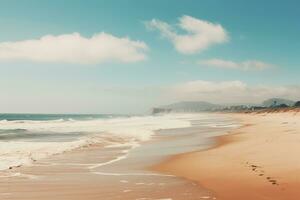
left=0, top=0, right=300, bottom=114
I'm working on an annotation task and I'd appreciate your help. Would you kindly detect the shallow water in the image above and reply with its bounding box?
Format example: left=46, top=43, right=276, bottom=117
left=0, top=113, right=197, bottom=171
left=0, top=113, right=239, bottom=200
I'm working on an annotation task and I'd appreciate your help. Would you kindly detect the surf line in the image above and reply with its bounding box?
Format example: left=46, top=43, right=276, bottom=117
left=88, top=142, right=140, bottom=170
left=91, top=171, right=175, bottom=177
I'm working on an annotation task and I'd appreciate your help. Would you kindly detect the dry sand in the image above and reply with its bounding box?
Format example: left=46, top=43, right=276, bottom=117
left=154, top=112, right=300, bottom=200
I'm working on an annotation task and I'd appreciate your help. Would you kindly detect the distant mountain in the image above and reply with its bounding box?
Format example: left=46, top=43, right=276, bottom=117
left=152, top=98, right=299, bottom=114
left=157, top=101, right=223, bottom=112
left=262, top=98, right=295, bottom=107
left=152, top=107, right=172, bottom=114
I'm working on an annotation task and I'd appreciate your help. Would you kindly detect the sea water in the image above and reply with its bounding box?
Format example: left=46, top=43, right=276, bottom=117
left=0, top=113, right=199, bottom=171
left=0, top=113, right=240, bottom=200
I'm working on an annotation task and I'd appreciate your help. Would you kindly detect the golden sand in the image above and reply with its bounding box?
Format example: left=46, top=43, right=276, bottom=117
left=154, top=112, right=300, bottom=200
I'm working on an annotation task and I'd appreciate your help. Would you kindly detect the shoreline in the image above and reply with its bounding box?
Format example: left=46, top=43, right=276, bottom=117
left=1, top=113, right=238, bottom=200
left=153, top=112, right=300, bottom=200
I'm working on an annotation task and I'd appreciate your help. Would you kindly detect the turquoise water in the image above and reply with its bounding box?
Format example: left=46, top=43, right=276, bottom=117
left=0, top=113, right=126, bottom=121
left=0, top=113, right=127, bottom=142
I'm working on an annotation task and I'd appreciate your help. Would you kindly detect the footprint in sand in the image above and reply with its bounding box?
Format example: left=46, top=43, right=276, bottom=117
left=266, top=177, right=278, bottom=185
left=245, top=162, right=279, bottom=186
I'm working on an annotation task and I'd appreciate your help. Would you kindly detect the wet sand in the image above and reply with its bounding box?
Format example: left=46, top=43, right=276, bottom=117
left=0, top=114, right=237, bottom=200
left=154, top=112, right=300, bottom=200
left=0, top=143, right=207, bottom=200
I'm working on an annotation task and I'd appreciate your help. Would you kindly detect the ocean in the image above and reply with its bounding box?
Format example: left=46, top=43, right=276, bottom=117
left=0, top=113, right=240, bottom=199
left=0, top=113, right=200, bottom=171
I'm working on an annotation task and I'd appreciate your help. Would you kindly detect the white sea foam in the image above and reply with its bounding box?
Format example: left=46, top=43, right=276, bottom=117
left=204, top=123, right=240, bottom=128
left=92, top=171, right=175, bottom=177
left=0, top=113, right=202, bottom=171
left=88, top=142, right=139, bottom=169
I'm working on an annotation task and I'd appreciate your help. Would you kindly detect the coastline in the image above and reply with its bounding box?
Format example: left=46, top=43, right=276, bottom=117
left=0, top=113, right=238, bottom=200
left=153, top=112, right=300, bottom=200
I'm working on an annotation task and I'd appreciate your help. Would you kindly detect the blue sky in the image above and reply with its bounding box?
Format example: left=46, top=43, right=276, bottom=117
left=0, top=0, right=299, bottom=114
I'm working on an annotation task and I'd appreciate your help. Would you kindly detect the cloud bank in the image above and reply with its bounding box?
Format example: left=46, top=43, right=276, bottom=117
left=146, top=15, right=228, bottom=54
left=199, top=59, right=273, bottom=71
left=0, top=32, right=148, bottom=64
left=168, top=80, right=300, bottom=104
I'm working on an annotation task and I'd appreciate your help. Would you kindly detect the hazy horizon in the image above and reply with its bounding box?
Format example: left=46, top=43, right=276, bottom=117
left=1, top=0, right=300, bottom=114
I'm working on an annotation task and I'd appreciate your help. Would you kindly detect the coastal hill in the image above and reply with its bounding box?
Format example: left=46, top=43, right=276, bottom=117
left=262, top=98, right=295, bottom=107
left=152, top=98, right=300, bottom=114
left=152, top=101, right=224, bottom=113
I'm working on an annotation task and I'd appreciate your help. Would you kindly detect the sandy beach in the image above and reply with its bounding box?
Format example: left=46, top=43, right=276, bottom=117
left=154, top=111, right=300, bottom=200
left=1, top=1, right=300, bottom=199
left=2, top=112, right=300, bottom=199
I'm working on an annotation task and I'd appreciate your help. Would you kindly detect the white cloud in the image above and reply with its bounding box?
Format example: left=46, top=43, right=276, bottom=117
left=0, top=32, right=148, bottom=64
left=168, top=80, right=300, bottom=104
left=199, top=59, right=273, bottom=71
left=146, top=15, right=228, bottom=54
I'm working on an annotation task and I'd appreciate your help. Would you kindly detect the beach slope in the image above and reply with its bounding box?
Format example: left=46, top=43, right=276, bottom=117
left=154, top=112, right=300, bottom=200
